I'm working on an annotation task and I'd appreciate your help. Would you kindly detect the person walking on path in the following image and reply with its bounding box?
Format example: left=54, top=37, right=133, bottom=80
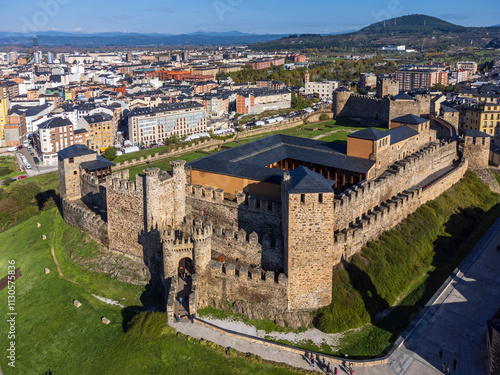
left=326, top=362, right=331, bottom=374
left=442, top=362, right=446, bottom=373
left=179, top=297, right=183, bottom=306
left=334, top=367, right=338, bottom=375
left=453, top=358, right=457, bottom=371
left=439, top=349, right=443, bottom=360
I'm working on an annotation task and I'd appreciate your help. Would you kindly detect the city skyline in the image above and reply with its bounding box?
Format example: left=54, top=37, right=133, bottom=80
left=0, top=0, right=499, bottom=35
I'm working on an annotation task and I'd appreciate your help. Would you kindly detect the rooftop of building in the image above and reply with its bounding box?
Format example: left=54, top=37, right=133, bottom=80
left=38, top=117, right=73, bottom=130
left=128, top=101, right=204, bottom=117
left=188, top=134, right=375, bottom=185
left=284, top=166, right=335, bottom=194
left=466, top=129, right=490, bottom=138
left=391, top=114, right=429, bottom=124
left=58, top=144, right=96, bottom=160
left=83, top=113, right=113, bottom=124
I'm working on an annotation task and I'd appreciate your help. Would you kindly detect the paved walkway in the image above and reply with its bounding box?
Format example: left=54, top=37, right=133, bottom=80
left=173, top=216, right=500, bottom=375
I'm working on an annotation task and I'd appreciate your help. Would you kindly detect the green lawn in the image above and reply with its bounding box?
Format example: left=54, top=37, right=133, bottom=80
left=0, top=209, right=310, bottom=374
left=0, top=155, right=20, bottom=181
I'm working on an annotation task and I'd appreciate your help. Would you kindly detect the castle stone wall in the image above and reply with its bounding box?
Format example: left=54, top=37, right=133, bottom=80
left=333, top=159, right=468, bottom=264
left=62, top=198, right=109, bottom=246
left=211, top=227, right=283, bottom=271
left=334, top=142, right=457, bottom=231
left=197, top=260, right=288, bottom=311
left=187, top=185, right=281, bottom=239
left=107, top=175, right=145, bottom=259
left=80, top=173, right=107, bottom=209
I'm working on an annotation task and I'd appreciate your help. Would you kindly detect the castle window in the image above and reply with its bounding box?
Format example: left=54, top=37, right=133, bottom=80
left=319, top=194, right=323, bottom=203
left=69, top=157, right=74, bottom=164
left=483, top=138, right=486, bottom=145
left=472, top=137, right=476, bottom=145
left=73, top=171, right=77, bottom=175
left=301, top=194, right=306, bottom=203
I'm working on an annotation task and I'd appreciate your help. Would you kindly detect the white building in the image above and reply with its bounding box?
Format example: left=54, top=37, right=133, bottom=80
left=128, top=101, right=207, bottom=146
left=305, top=81, right=339, bottom=100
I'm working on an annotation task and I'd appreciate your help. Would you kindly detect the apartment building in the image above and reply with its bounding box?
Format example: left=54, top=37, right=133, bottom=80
left=0, top=98, right=8, bottom=141
left=455, top=61, right=478, bottom=74
left=0, top=81, right=19, bottom=100
left=78, top=113, right=114, bottom=151
left=128, top=101, right=207, bottom=146
left=305, top=80, right=339, bottom=99
left=462, top=102, right=500, bottom=136
left=236, top=89, right=291, bottom=114
left=34, top=117, right=74, bottom=165
left=395, top=70, right=448, bottom=91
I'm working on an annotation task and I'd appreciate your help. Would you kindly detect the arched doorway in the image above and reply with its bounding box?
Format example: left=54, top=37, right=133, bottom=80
left=178, top=257, right=194, bottom=277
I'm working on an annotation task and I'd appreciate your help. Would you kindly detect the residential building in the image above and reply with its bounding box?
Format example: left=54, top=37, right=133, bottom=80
left=395, top=70, right=448, bottom=91
left=236, top=89, right=291, bottom=114
left=359, top=73, right=377, bottom=89
left=462, top=102, right=500, bottom=136
left=0, top=81, right=19, bottom=100
left=33, top=51, right=42, bottom=64
left=451, top=69, right=470, bottom=83
left=455, top=61, right=478, bottom=74
left=305, top=81, right=339, bottom=100
left=73, top=128, right=89, bottom=146
left=77, top=113, right=114, bottom=152
left=34, top=117, right=74, bottom=165
left=0, top=98, right=8, bottom=141
left=257, top=80, right=286, bottom=90
left=128, top=101, right=207, bottom=146
left=7, top=108, right=26, bottom=144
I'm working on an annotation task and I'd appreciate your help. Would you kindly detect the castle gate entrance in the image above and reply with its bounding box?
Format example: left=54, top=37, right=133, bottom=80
left=178, top=257, right=194, bottom=277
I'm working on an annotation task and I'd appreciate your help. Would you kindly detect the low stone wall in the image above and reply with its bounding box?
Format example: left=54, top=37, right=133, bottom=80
left=61, top=198, right=109, bottom=246
left=333, top=159, right=469, bottom=264
left=197, top=260, right=289, bottom=321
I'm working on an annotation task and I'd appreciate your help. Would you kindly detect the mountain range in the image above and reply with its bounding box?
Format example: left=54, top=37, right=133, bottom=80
left=0, top=31, right=287, bottom=47
left=0, top=15, right=498, bottom=49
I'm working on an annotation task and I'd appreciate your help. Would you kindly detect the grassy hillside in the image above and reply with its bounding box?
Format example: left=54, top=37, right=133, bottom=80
left=0, top=209, right=310, bottom=374
left=315, top=171, right=500, bottom=355
left=251, top=14, right=500, bottom=51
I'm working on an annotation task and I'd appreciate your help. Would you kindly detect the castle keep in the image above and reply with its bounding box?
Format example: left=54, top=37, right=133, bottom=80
left=58, top=110, right=479, bottom=322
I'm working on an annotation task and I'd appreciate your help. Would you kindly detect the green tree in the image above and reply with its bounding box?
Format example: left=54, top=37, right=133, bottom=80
left=103, top=147, right=118, bottom=161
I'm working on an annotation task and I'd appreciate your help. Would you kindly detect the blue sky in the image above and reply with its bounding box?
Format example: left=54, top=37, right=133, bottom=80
left=1, top=0, right=499, bottom=34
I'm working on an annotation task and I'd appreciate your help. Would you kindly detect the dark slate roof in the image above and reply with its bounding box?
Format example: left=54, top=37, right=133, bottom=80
left=188, top=134, right=375, bottom=184
left=441, top=105, right=459, bottom=113
left=394, top=93, right=414, bottom=100
left=58, top=144, right=96, bottom=160
left=348, top=127, right=388, bottom=141
left=83, top=113, right=113, bottom=124
left=80, top=156, right=115, bottom=170
left=25, top=103, right=51, bottom=117
left=284, top=166, right=335, bottom=194
left=466, top=129, right=490, bottom=138
left=38, top=117, right=73, bottom=129
left=388, top=126, right=419, bottom=145
left=391, top=114, right=428, bottom=125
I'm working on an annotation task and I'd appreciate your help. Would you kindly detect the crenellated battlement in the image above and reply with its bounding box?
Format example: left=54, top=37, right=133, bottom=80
left=61, top=198, right=108, bottom=246
left=334, top=141, right=453, bottom=213
left=107, top=177, right=142, bottom=194
left=332, top=159, right=468, bottom=263
left=80, top=172, right=101, bottom=187
left=208, top=260, right=287, bottom=286
left=212, top=226, right=268, bottom=247
left=188, top=184, right=281, bottom=216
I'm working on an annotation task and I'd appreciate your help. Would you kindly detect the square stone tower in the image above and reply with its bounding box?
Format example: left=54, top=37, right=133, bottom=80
left=58, top=145, right=98, bottom=201
left=463, top=129, right=490, bottom=170
left=281, top=166, right=335, bottom=310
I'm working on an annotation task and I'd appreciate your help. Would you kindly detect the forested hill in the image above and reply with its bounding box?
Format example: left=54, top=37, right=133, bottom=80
left=251, top=14, right=500, bottom=52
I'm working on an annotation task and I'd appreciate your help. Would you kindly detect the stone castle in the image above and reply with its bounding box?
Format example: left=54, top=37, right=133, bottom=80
left=57, top=103, right=491, bottom=325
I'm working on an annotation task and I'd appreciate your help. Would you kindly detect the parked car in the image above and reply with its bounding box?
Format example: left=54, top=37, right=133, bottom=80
left=18, top=175, right=27, bottom=180
left=17, top=145, right=23, bottom=150
left=7, top=146, right=17, bottom=152
left=25, top=163, right=31, bottom=170
left=30, top=152, right=34, bottom=156
left=33, top=157, right=40, bottom=164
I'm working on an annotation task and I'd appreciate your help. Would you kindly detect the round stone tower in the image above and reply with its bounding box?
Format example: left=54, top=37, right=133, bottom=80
left=332, top=87, right=352, bottom=118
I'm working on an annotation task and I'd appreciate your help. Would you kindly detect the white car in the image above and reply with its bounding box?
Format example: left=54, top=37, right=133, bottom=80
left=7, top=147, right=17, bottom=152
left=25, top=163, right=31, bottom=170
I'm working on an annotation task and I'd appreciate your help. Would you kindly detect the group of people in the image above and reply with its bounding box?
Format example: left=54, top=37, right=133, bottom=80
left=304, top=352, right=341, bottom=374
left=439, top=349, right=457, bottom=374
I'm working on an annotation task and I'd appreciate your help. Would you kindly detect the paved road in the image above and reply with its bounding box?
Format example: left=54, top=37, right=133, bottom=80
left=174, top=217, right=500, bottom=375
